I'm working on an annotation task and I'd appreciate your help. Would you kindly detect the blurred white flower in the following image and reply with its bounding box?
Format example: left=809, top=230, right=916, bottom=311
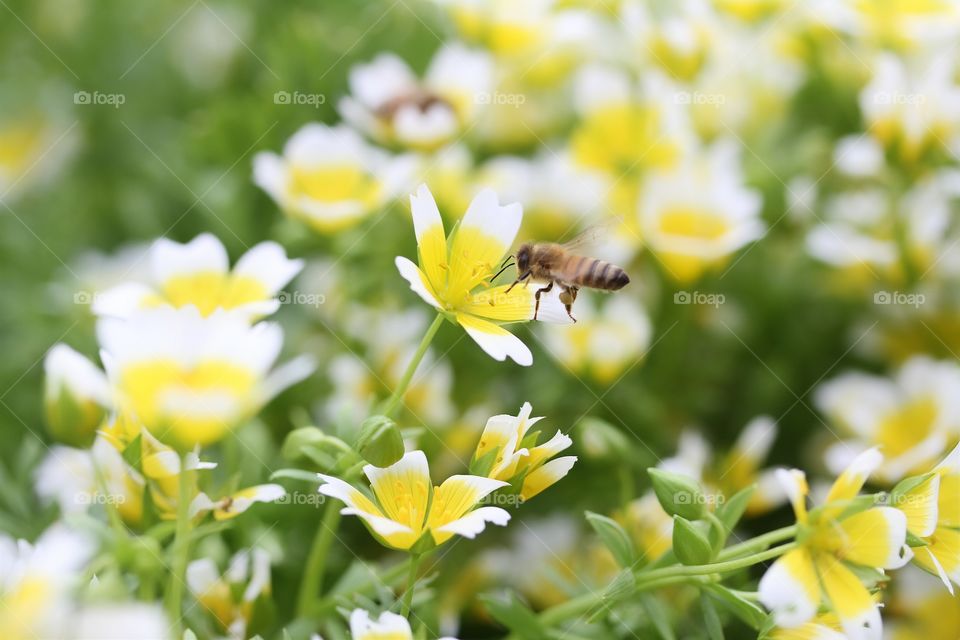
left=93, top=233, right=303, bottom=321
left=72, top=603, right=170, bottom=640
left=188, top=548, right=272, bottom=638
left=541, top=295, right=652, bottom=384
left=816, top=356, right=960, bottom=483
left=0, top=115, right=78, bottom=205
left=43, top=344, right=112, bottom=446
left=35, top=436, right=145, bottom=526
left=253, top=123, right=415, bottom=233
left=340, top=44, right=492, bottom=150
left=169, top=3, right=250, bottom=89
left=98, top=306, right=314, bottom=447
left=639, top=139, right=764, bottom=282
left=860, top=52, right=960, bottom=165
left=0, top=525, right=93, bottom=639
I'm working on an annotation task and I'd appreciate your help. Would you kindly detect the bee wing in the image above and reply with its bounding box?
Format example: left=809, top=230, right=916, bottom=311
left=559, top=217, right=621, bottom=253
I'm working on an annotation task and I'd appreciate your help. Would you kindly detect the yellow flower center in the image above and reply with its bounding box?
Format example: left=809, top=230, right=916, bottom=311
left=658, top=207, right=730, bottom=240
left=154, top=272, right=269, bottom=316
left=287, top=165, right=381, bottom=204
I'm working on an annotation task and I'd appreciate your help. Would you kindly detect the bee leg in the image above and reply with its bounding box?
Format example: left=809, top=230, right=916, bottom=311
left=505, top=271, right=531, bottom=293
left=559, top=286, right=579, bottom=322
left=533, top=281, right=554, bottom=320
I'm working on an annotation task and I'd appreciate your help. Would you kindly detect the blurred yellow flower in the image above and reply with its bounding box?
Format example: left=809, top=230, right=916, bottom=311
left=43, top=343, right=111, bottom=447
left=395, top=184, right=571, bottom=366
left=348, top=608, right=458, bottom=640
left=187, top=548, right=272, bottom=636
left=318, top=450, right=510, bottom=550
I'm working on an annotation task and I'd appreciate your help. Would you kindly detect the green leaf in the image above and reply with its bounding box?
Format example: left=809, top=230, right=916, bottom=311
left=701, top=593, right=725, bottom=640
left=648, top=468, right=707, bottom=520
left=906, top=531, right=929, bottom=547
left=587, top=570, right=637, bottom=623
left=703, top=585, right=767, bottom=631
left=672, top=516, right=714, bottom=565
left=270, top=468, right=322, bottom=484
left=640, top=594, right=676, bottom=640
left=717, top=484, right=756, bottom=534
left=479, top=592, right=547, bottom=639
left=469, top=448, right=498, bottom=477
left=890, top=472, right=936, bottom=499
left=585, top=511, right=636, bottom=568
left=121, top=434, right=143, bottom=469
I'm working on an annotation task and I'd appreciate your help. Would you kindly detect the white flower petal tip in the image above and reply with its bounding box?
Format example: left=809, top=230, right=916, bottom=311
left=349, top=609, right=412, bottom=640
left=434, top=506, right=511, bottom=539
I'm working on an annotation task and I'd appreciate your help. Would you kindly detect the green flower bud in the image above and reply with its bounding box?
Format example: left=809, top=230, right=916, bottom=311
left=672, top=516, right=714, bottom=565
left=647, top=468, right=708, bottom=520
left=355, top=415, right=405, bottom=467
left=281, top=426, right=351, bottom=471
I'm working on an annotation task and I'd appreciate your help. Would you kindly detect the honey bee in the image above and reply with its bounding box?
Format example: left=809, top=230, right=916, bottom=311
left=504, top=231, right=629, bottom=322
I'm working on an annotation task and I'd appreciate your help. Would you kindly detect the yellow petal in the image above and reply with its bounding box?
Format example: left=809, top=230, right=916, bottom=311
left=427, top=474, right=508, bottom=544
left=363, top=451, right=431, bottom=535
left=463, top=285, right=535, bottom=322
left=447, top=189, right=521, bottom=299
left=816, top=554, right=881, bottom=639
left=825, top=448, right=882, bottom=505
left=410, top=184, right=449, bottom=294
left=898, top=473, right=941, bottom=538
left=914, top=527, right=960, bottom=592
left=837, top=507, right=910, bottom=569
left=520, top=456, right=577, bottom=500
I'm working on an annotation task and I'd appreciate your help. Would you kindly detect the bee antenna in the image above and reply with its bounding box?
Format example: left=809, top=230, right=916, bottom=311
left=490, top=261, right=515, bottom=282
left=500, top=255, right=514, bottom=268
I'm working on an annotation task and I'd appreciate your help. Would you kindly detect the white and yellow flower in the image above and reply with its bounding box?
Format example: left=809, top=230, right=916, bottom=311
left=253, top=123, right=415, bottom=233
left=98, top=306, right=314, bottom=447
left=318, top=450, right=510, bottom=551
left=43, top=344, right=112, bottom=447
left=570, top=65, right=690, bottom=181
left=758, top=449, right=911, bottom=639
left=886, top=565, right=960, bottom=640
left=34, top=435, right=145, bottom=527
left=860, top=52, right=960, bottom=166
left=395, top=184, right=571, bottom=366
left=190, top=483, right=285, bottom=521
left=540, top=295, right=652, bottom=384
left=348, top=608, right=457, bottom=640
left=639, top=139, right=764, bottom=282
left=339, top=45, right=492, bottom=151
left=187, top=548, right=272, bottom=637
left=92, top=233, right=303, bottom=321
left=0, top=116, right=77, bottom=205
left=471, top=402, right=576, bottom=500
left=816, top=357, right=960, bottom=484
left=896, top=442, right=960, bottom=593
left=0, top=525, right=92, bottom=640
left=807, top=171, right=960, bottom=283
left=624, top=491, right=676, bottom=562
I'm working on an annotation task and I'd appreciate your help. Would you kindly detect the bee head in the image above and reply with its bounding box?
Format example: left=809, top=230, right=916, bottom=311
left=516, top=243, right=532, bottom=273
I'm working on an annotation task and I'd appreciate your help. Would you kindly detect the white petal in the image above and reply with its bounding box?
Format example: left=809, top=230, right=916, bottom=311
left=90, top=282, right=155, bottom=319
left=233, top=241, right=304, bottom=294
left=758, top=549, right=820, bottom=628
left=151, top=233, right=228, bottom=284
left=461, top=188, right=522, bottom=254
left=433, top=506, right=510, bottom=539
left=395, top=256, right=442, bottom=309
left=252, top=152, right=286, bottom=204
left=349, top=608, right=412, bottom=640
left=458, top=315, right=532, bottom=366
left=410, top=183, right=444, bottom=245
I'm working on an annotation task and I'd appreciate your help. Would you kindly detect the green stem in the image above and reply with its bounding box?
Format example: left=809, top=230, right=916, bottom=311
left=165, top=458, right=193, bottom=636
left=383, top=313, right=445, bottom=418
left=636, top=542, right=796, bottom=585
left=717, top=525, right=797, bottom=561
left=296, top=502, right=343, bottom=617
left=308, top=558, right=412, bottom=619
left=530, top=541, right=797, bottom=630
left=400, top=553, right=423, bottom=617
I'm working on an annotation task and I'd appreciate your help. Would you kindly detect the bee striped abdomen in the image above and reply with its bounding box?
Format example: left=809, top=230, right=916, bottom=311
left=571, top=258, right=629, bottom=290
